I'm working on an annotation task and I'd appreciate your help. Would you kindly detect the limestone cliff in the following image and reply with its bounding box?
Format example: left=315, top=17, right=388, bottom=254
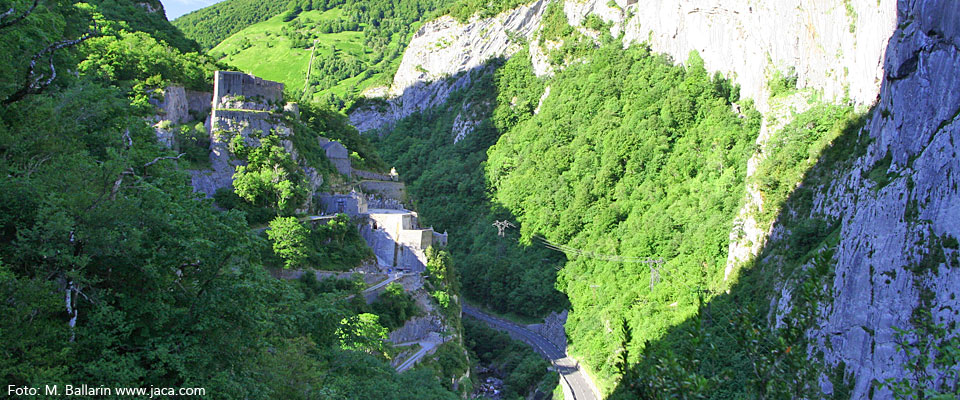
left=358, top=0, right=959, bottom=395
left=348, top=0, right=550, bottom=133
left=596, top=0, right=958, bottom=394
left=149, top=86, right=212, bottom=148
left=784, top=2, right=959, bottom=395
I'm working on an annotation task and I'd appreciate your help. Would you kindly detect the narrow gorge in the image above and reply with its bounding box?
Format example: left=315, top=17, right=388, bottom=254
left=1, top=0, right=957, bottom=399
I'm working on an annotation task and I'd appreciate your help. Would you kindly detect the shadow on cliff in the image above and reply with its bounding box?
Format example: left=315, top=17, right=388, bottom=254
left=367, top=58, right=572, bottom=319
left=604, top=106, right=871, bottom=399
left=605, top=3, right=944, bottom=397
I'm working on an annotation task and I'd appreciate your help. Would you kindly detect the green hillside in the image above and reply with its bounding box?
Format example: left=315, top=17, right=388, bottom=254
left=372, top=6, right=873, bottom=398
left=0, top=0, right=458, bottom=397
left=172, top=0, right=294, bottom=50
left=211, top=8, right=386, bottom=103
left=177, top=0, right=544, bottom=107
left=201, top=0, right=457, bottom=108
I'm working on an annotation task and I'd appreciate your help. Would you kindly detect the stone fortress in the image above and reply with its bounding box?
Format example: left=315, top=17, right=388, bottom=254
left=150, top=71, right=446, bottom=273
left=192, top=71, right=312, bottom=199
left=317, top=190, right=448, bottom=272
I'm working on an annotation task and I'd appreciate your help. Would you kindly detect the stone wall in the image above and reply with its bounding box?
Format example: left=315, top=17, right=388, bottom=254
left=318, top=192, right=368, bottom=217
left=527, top=310, right=568, bottom=350
left=192, top=71, right=292, bottom=198
left=319, top=139, right=352, bottom=177
left=367, top=194, right=405, bottom=210
left=433, top=231, right=448, bottom=247
left=213, top=71, right=284, bottom=108
left=360, top=180, right=407, bottom=202
left=359, top=209, right=436, bottom=272
left=389, top=316, right=444, bottom=343
left=353, top=169, right=397, bottom=182
left=400, top=228, right=434, bottom=249
left=360, top=223, right=429, bottom=272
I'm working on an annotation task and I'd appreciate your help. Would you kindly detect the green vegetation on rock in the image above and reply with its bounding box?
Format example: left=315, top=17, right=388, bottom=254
left=374, top=9, right=877, bottom=394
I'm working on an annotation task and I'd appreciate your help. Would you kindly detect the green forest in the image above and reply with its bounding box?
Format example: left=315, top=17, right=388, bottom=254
left=180, top=0, right=457, bottom=107
left=0, top=0, right=459, bottom=398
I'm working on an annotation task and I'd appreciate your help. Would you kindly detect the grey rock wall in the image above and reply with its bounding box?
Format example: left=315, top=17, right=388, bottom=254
left=785, top=1, right=960, bottom=396
left=157, top=86, right=190, bottom=124
left=185, top=89, right=212, bottom=117
left=348, top=0, right=550, bottom=133
left=213, top=71, right=284, bottom=107
left=359, top=180, right=407, bottom=202
left=610, top=0, right=898, bottom=113
left=347, top=1, right=958, bottom=394
left=528, top=310, right=568, bottom=350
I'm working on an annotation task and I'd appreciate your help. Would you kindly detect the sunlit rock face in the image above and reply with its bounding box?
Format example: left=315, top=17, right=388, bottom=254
left=612, top=0, right=958, bottom=395
left=348, top=0, right=549, bottom=134
left=350, top=0, right=959, bottom=395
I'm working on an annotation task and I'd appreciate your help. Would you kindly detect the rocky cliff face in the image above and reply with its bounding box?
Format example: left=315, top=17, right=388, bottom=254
left=348, top=0, right=550, bottom=133
left=363, top=0, right=958, bottom=394
left=789, top=2, right=959, bottom=395
left=586, top=1, right=957, bottom=394
left=150, top=86, right=213, bottom=148
left=611, top=0, right=896, bottom=112
left=588, top=0, right=957, bottom=394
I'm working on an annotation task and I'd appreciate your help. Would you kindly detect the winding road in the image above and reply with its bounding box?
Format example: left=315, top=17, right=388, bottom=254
left=462, top=305, right=598, bottom=400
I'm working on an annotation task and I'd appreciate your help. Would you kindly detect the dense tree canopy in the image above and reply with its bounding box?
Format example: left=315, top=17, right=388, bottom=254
left=375, top=36, right=767, bottom=393
left=172, top=0, right=295, bottom=49
left=0, top=1, right=459, bottom=398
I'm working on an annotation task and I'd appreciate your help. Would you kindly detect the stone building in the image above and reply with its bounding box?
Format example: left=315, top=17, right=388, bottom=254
left=318, top=192, right=368, bottom=217
left=191, top=71, right=288, bottom=198
left=319, top=138, right=352, bottom=177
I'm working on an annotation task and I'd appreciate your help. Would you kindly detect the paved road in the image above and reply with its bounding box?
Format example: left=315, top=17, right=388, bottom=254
left=364, top=272, right=402, bottom=294
left=462, top=305, right=597, bottom=400
left=395, top=340, right=438, bottom=372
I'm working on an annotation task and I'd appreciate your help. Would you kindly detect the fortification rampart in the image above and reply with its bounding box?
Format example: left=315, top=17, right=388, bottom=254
left=192, top=72, right=298, bottom=199
left=213, top=71, right=284, bottom=108
left=354, top=169, right=397, bottom=181
left=360, top=180, right=407, bottom=202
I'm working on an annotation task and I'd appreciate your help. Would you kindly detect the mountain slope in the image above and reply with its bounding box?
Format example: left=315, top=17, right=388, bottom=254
left=171, top=0, right=293, bottom=50
left=189, top=0, right=462, bottom=107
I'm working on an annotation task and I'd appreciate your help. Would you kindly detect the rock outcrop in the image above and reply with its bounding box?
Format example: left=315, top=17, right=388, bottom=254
left=149, top=86, right=213, bottom=148
left=612, top=0, right=897, bottom=113
left=782, top=2, right=958, bottom=396
left=528, top=309, right=568, bottom=350
left=190, top=72, right=288, bottom=198
left=349, top=0, right=550, bottom=133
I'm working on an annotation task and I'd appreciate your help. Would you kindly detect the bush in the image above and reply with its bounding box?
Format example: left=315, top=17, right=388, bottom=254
left=306, top=214, right=373, bottom=271
left=370, top=282, right=418, bottom=329
left=267, top=216, right=310, bottom=269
